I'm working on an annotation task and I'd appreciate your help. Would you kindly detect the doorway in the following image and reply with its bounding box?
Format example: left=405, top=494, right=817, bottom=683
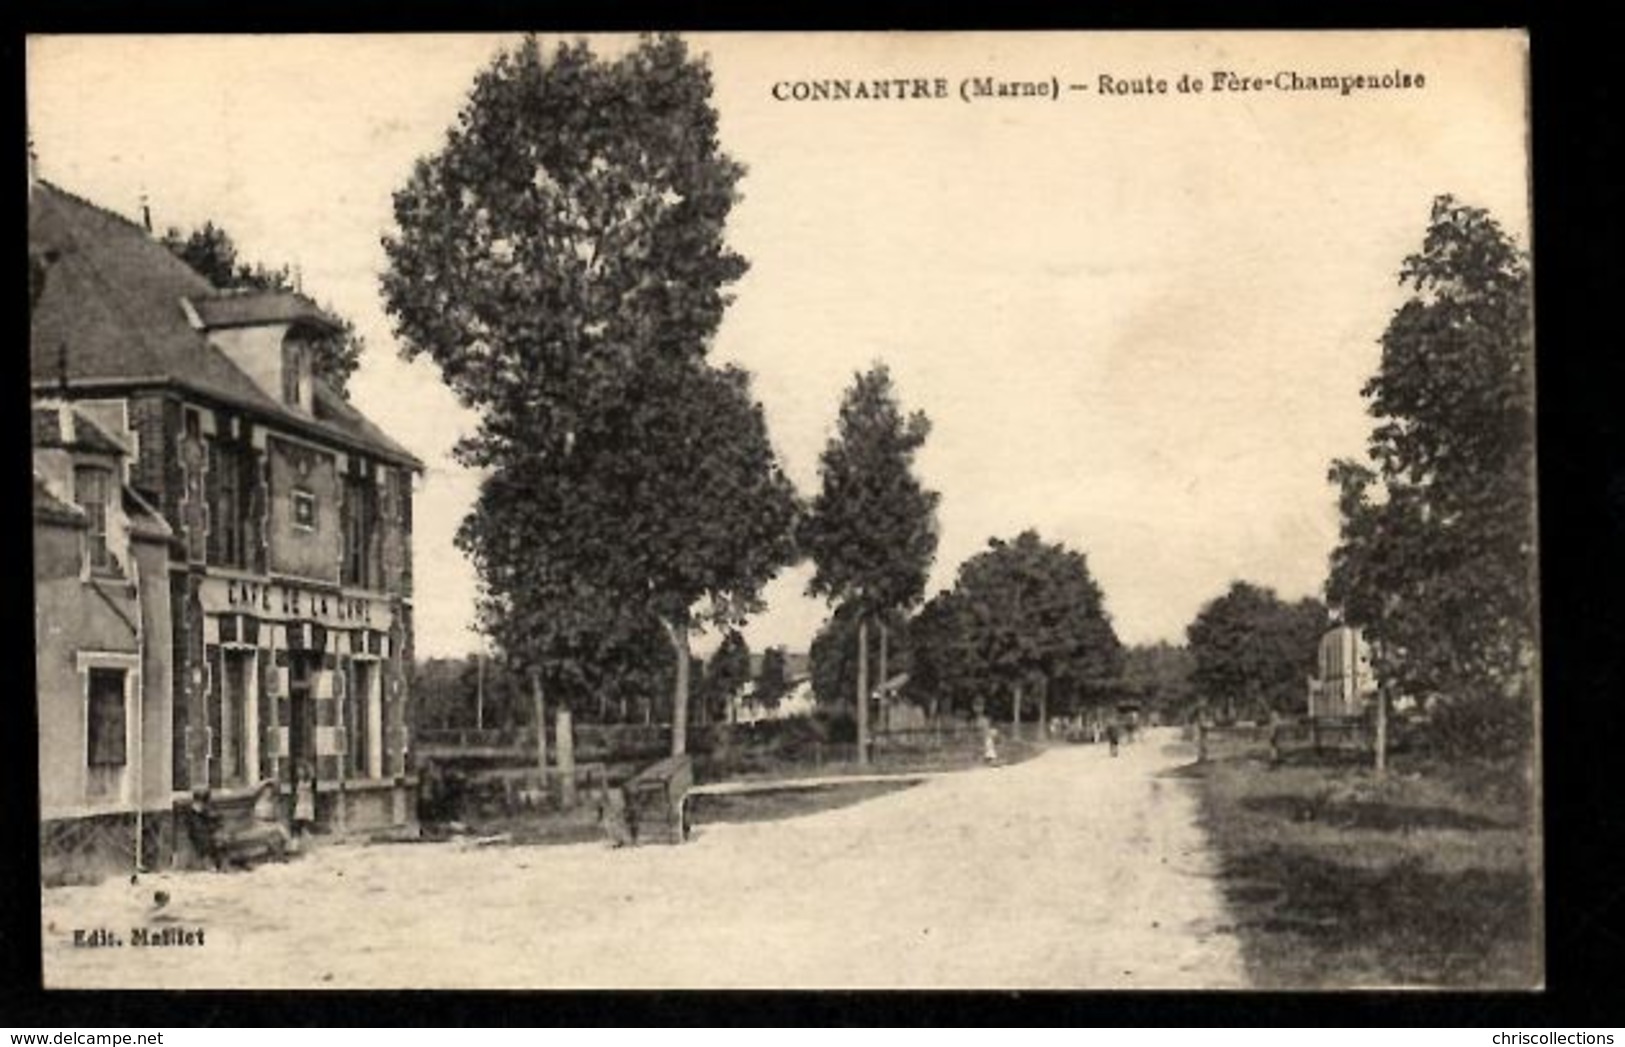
left=286, top=652, right=320, bottom=780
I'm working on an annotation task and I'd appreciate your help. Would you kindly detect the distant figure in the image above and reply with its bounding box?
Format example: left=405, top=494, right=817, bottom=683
left=185, top=787, right=225, bottom=870
left=248, top=780, right=293, bottom=855
left=983, top=724, right=1000, bottom=764
left=292, top=761, right=317, bottom=852
left=600, top=789, right=635, bottom=848
left=1106, top=722, right=1120, bottom=758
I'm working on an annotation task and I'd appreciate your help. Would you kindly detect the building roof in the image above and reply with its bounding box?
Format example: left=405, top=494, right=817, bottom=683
left=29, top=181, right=421, bottom=470
left=124, top=486, right=175, bottom=541
left=33, top=473, right=86, bottom=527
left=31, top=403, right=129, bottom=456
left=187, top=289, right=342, bottom=333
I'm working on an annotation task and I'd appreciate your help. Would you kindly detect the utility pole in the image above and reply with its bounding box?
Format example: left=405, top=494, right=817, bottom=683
left=475, top=651, right=485, bottom=731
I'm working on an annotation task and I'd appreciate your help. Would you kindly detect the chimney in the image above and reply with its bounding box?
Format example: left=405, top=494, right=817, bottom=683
left=140, top=193, right=152, bottom=233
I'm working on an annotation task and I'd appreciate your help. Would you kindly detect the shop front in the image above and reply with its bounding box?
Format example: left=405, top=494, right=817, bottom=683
left=176, top=573, right=415, bottom=848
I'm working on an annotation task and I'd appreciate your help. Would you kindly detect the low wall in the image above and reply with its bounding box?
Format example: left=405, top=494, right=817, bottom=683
left=41, top=810, right=173, bottom=886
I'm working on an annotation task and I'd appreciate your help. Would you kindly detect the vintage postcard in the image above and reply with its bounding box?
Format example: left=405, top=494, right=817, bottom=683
left=28, top=30, right=1538, bottom=989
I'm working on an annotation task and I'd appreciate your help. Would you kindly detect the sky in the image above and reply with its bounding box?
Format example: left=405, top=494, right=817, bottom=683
left=26, top=31, right=1532, bottom=659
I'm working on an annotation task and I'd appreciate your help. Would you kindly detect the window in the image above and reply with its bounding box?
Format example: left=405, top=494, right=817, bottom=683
left=292, top=488, right=317, bottom=530
left=279, top=346, right=302, bottom=406
left=73, top=466, right=112, bottom=572
left=342, top=474, right=377, bottom=589
left=87, top=667, right=127, bottom=767
left=209, top=439, right=253, bottom=569
left=219, top=651, right=257, bottom=787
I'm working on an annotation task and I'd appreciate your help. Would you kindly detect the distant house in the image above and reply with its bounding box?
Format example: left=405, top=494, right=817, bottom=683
left=1306, top=625, right=1378, bottom=720
left=31, top=180, right=424, bottom=873
left=34, top=403, right=175, bottom=882
left=732, top=652, right=814, bottom=724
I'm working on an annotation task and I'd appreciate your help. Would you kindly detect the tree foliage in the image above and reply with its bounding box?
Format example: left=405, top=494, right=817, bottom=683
left=1326, top=196, right=1535, bottom=752
left=910, top=531, right=1122, bottom=722
left=381, top=36, right=795, bottom=752
left=801, top=363, right=938, bottom=758
left=381, top=34, right=747, bottom=473
left=903, top=589, right=978, bottom=717
left=1185, top=582, right=1326, bottom=721
left=1119, top=642, right=1197, bottom=721
left=801, top=363, right=939, bottom=617
left=159, top=220, right=364, bottom=395
left=811, top=604, right=908, bottom=709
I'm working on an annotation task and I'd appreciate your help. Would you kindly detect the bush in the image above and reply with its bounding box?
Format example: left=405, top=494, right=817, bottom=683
left=1425, top=693, right=1533, bottom=760
left=815, top=710, right=857, bottom=744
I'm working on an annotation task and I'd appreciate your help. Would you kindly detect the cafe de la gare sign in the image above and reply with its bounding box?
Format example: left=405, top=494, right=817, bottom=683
left=199, top=575, right=395, bottom=631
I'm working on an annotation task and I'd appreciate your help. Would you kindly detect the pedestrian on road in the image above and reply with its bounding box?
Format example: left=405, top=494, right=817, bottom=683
left=983, top=724, right=1000, bottom=765
left=1106, top=722, right=1120, bottom=757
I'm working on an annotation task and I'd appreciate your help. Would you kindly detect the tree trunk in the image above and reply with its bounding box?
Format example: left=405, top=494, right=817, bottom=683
left=1038, top=677, right=1049, bottom=738
left=555, top=705, right=577, bottom=808
left=663, top=618, right=692, bottom=757
left=1011, top=682, right=1023, bottom=741
left=529, top=668, right=548, bottom=801
left=856, top=614, right=870, bottom=767
left=877, top=619, right=889, bottom=735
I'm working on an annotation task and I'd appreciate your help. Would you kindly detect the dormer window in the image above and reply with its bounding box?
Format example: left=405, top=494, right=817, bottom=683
left=282, top=340, right=307, bottom=408
left=73, top=465, right=115, bottom=573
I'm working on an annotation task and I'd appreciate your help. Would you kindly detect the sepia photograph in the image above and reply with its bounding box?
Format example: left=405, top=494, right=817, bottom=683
left=26, top=29, right=1538, bottom=990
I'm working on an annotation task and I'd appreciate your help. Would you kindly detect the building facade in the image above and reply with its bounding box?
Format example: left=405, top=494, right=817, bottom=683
left=34, top=403, right=176, bottom=882
left=31, top=181, right=423, bottom=871
left=1307, top=624, right=1377, bottom=720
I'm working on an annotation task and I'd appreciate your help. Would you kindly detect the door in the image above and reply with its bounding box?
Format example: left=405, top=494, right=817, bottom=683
left=287, top=652, right=319, bottom=780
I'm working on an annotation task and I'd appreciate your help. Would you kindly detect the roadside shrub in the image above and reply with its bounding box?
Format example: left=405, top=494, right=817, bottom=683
left=815, top=710, right=857, bottom=744
left=1426, top=693, right=1533, bottom=760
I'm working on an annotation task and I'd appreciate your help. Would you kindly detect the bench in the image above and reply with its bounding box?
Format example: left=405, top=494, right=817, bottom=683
left=618, top=754, right=693, bottom=845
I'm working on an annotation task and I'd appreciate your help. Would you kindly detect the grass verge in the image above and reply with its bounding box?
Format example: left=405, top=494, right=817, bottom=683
left=1187, top=731, right=1541, bottom=989
left=690, top=779, right=920, bottom=826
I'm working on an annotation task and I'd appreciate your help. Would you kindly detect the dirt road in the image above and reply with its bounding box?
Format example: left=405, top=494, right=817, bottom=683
left=41, top=728, right=1245, bottom=988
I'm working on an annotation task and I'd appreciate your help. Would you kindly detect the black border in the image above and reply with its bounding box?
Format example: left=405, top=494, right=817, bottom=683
left=6, top=1, right=1621, bottom=1029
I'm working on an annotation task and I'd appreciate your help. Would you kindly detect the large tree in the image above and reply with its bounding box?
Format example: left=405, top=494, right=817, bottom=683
left=949, top=531, right=1123, bottom=734
left=160, top=220, right=364, bottom=395
left=461, top=360, right=798, bottom=753
left=1185, top=582, right=1327, bottom=722
left=1119, top=642, right=1197, bottom=722
left=801, top=364, right=939, bottom=764
left=1326, top=196, right=1535, bottom=754
left=905, top=590, right=980, bottom=722
left=381, top=34, right=746, bottom=474
left=383, top=35, right=795, bottom=758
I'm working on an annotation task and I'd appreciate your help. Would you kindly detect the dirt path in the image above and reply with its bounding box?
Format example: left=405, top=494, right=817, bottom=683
left=41, top=727, right=1245, bottom=989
